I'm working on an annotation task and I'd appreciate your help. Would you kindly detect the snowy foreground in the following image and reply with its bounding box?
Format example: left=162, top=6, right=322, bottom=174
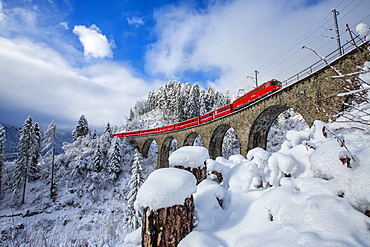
left=1, top=118, right=370, bottom=246
left=124, top=119, right=370, bottom=247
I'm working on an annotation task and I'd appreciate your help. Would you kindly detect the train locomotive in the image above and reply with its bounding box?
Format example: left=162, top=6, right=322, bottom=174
left=113, top=79, right=282, bottom=138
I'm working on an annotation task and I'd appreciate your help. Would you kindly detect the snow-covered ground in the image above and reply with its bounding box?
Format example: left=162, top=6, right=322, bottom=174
left=123, top=118, right=370, bottom=247
left=2, top=115, right=369, bottom=246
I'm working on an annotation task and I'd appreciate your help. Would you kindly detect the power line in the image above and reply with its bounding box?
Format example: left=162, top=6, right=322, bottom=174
left=228, top=0, right=368, bottom=93
left=257, top=0, right=362, bottom=76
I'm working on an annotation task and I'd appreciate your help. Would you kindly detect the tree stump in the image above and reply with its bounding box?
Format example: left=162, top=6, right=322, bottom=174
left=142, top=196, right=194, bottom=247
left=169, top=146, right=209, bottom=184
left=135, top=168, right=197, bottom=247
left=173, top=165, right=206, bottom=184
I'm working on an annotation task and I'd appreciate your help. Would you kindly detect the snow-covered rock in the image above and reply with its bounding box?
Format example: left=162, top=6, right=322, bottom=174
left=134, top=168, right=197, bottom=211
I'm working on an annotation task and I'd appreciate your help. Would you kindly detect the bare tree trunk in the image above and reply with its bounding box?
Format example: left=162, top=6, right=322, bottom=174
left=142, top=196, right=194, bottom=247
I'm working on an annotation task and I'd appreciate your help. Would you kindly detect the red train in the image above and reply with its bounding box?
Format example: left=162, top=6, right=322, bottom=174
left=113, top=80, right=281, bottom=138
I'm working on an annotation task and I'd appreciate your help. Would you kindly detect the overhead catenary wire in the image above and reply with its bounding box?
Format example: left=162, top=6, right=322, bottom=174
left=227, top=0, right=369, bottom=95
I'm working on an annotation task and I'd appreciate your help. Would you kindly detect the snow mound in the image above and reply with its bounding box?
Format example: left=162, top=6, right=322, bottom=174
left=178, top=231, right=225, bottom=247
left=169, top=146, right=209, bottom=168
left=134, top=168, right=197, bottom=211
left=193, top=179, right=226, bottom=230
left=124, top=228, right=141, bottom=245
left=349, top=160, right=370, bottom=213
left=206, top=159, right=230, bottom=181
left=310, top=139, right=352, bottom=180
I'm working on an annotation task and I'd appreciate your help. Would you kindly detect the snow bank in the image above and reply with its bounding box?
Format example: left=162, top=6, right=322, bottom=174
left=310, top=139, right=352, bottom=180
left=193, top=179, right=226, bottom=230
left=206, top=159, right=230, bottom=182
left=169, top=146, right=209, bottom=168
left=178, top=231, right=225, bottom=247
left=134, top=168, right=197, bottom=211
left=123, top=228, right=141, bottom=245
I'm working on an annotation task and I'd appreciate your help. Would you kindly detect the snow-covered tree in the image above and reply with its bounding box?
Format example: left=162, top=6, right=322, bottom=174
left=72, top=115, right=89, bottom=141
left=92, top=143, right=103, bottom=173
left=0, top=124, right=5, bottom=195
left=108, top=137, right=122, bottom=181
left=29, top=122, right=41, bottom=180
left=199, top=89, right=207, bottom=115
left=225, top=89, right=231, bottom=105
left=205, top=86, right=215, bottom=112
left=222, top=128, right=241, bottom=159
left=100, top=122, right=112, bottom=157
left=42, top=120, right=57, bottom=198
left=13, top=116, right=36, bottom=204
left=189, top=83, right=200, bottom=118
left=126, top=150, right=145, bottom=230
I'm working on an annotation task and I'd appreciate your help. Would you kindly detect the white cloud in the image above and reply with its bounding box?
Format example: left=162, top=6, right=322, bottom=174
left=127, top=16, right=145, bottom=27
left=73, top=24, right=114, bottom=59
left=0, top=37, right=154, bottom=129
left=146, top=0, right=370, bottom=94
left=0, top=0, right=5, bottom=22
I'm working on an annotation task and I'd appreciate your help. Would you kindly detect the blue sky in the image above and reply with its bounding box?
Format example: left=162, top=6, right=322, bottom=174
left=0, top=0, right=369, bottom=131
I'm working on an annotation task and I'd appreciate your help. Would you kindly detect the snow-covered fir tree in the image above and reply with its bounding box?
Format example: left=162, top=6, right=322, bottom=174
left=92, top=143, right=103, bottom=173
left=0, top=124, right=4, bottom=195
left=199, top=89, right=207, bottom=115
left=126, top=149, right=145, bottom=230
left=72, top=115, right=90, bottom=141
left=189, top=83, right=200, bottom=119
left=29, top=122, right=41, bottom=180
left=100, top=122, right=112, bottom=157
left=108, top=137, right=122, bottom=181
left=65, top=134, right=96, bottom=178
left=42, top=120, right=57, bottom=198
left=13, top=116, right=38, bottom=204
left=222, top=128, right=241, bottom=159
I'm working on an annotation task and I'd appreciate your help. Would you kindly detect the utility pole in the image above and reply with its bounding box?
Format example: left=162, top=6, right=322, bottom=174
left=254, top=70, right=259, bottom=88
left=247, top=70, right=259, bottom=88
left=332, top=8, right=342, bottom=56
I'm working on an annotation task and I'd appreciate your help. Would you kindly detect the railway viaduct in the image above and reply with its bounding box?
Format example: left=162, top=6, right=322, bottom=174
left=123, top=39, right=369, bottom=169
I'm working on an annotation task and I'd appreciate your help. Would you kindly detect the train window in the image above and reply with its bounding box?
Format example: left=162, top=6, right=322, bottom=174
left=266, top=83, right=270, bottom=87
left=250, top=91, right=254, bottom=95
left=261, top=86, right=265, bottom=90
left=256, top=89, right=259, bottom=92
left=244, top=96, right=247, bottom=99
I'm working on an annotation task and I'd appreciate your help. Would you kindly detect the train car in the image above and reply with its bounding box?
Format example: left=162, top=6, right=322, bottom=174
left=160, top=124, right=175, bottom=133
left=140, top=127, right=160, bottom=135
left=175, top=117, right=199, bottom=130
left=113, top=130, right=140, bottom=138
left=214, top=104, right=233, bottom=119
left=112, top=132, right=126, bottom=138
left=199, top=111, right=214, bottom=123
left=232, top=79, right=281, bottom=110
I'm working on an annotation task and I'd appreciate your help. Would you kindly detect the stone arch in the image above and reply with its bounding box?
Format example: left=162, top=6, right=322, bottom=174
left=159, top=136, right=178, bottom=168
left=183, top=132, right=201, bottom=146
left=209, top=124, right=232, bottom=160
left=128, top=140, right=139, bottom=150
left=142, top=138, right=156, bottom=158
left=247, top=105, right=291, bottom=151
